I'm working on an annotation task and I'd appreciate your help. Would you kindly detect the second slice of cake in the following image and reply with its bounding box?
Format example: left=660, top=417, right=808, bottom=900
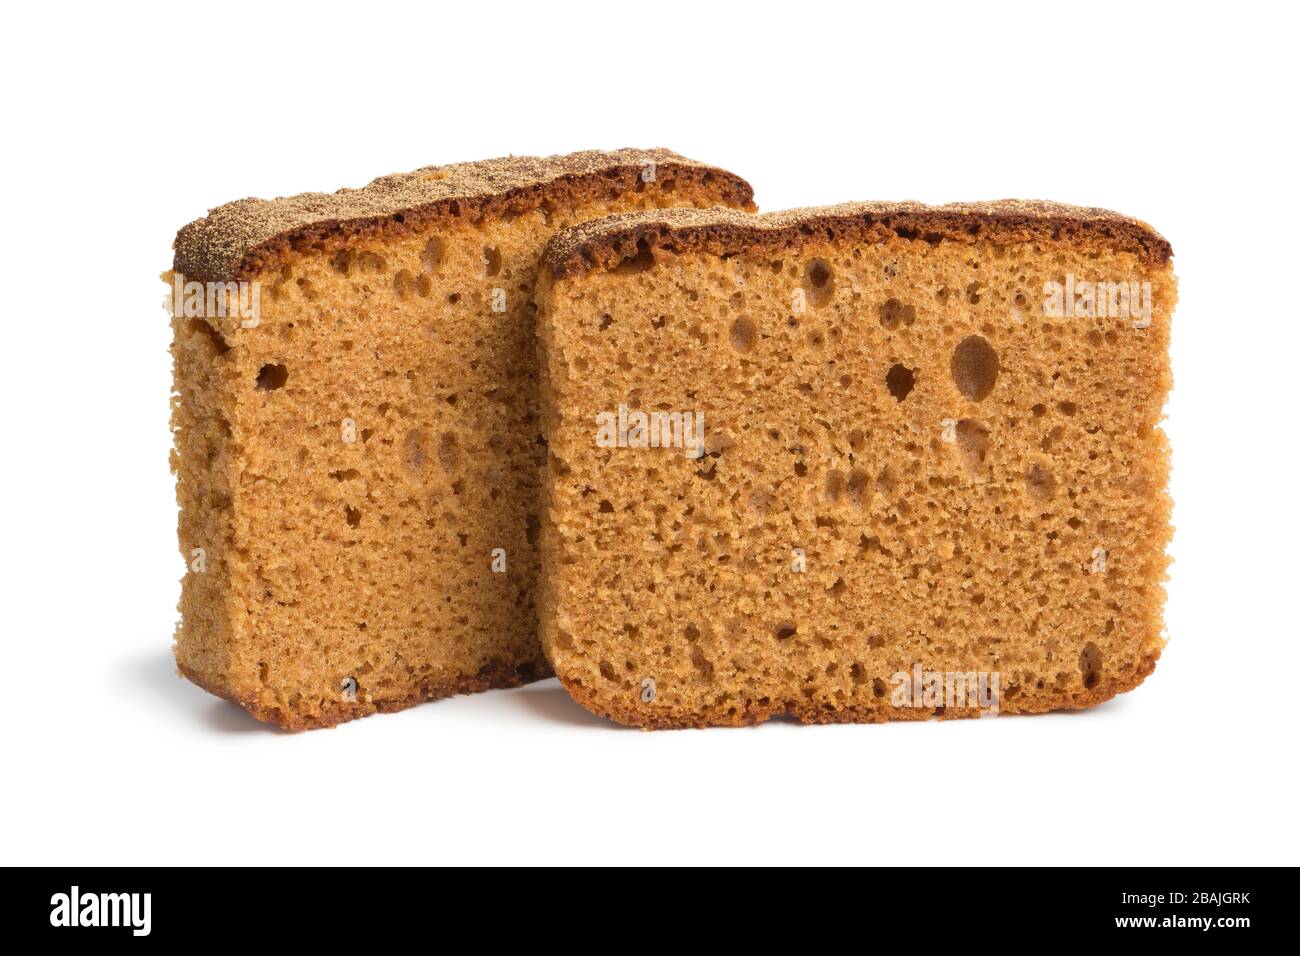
left=536, top=203, right=1174, bottom=728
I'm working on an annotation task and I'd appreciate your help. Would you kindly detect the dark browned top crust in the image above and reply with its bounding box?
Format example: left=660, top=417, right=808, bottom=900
left=173, top=149, right=755, bottom=282
left=543, top=200, right=1173, bottom=279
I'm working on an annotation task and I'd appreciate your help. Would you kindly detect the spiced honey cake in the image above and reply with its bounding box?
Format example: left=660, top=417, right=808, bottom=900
left=535, top=202, right=1174, bottom=728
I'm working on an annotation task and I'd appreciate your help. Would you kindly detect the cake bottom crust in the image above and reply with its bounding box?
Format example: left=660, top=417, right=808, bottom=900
left=556, top=652, right=1159, bottom=730
left=177, top=656, right=552, bottom=731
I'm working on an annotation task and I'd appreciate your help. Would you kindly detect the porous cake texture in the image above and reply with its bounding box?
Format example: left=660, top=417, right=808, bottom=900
left=536, top=203, right=1174, bottom=728
left=169, top=149, right=755, bottom=729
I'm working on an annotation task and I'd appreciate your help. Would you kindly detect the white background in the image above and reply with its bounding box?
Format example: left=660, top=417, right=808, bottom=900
left=3, top=1, right=1296, bottom=866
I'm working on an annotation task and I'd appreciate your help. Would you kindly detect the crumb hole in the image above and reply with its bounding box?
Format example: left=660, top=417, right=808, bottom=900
left=955, top=419, right=990, bottom=475
left=188, top=318, right=230, bottom=356
left=805, top=259, right=834, bottom=306
left=886, top=363, right=916, bottom=401
left=420, top=237, right=445, bottom=272
left=879, top=298, right=916, bottom=330
left=846, top=469, right=870, bottom=509
left=393, top=269, right=416, bottom=298
left=403, top=430, right=427, bottom=471
left=256, top=363, right=288, bottom=390
left=690, top=646, right=714, bottom=679
left=613, top=239, right=656, bottom=275
left=1025, top=463, right=1055, bottom=500
left=438, top=433, right=459, bottom=474
left=951, top=335, right=999, bottom=401
left=729, top=315, right=757, bottom=353
left=824, top=470, right=845, bottom=504
left=1080, top=642, right=1103, bottom=689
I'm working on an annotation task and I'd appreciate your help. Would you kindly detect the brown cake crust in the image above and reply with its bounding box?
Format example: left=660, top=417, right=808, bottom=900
left=556, top=652, right=1162, bottom=730
left=542, top=200, right=1172, bottom=279
left=177, top=660, right=539, bottom=731
left=174, top=149, right=755, bottom=282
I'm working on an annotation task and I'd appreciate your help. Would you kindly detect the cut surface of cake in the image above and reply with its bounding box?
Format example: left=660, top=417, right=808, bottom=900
left=169, top=149, right=755, bottom=729
left=536, top=202, right=1174, bottom=728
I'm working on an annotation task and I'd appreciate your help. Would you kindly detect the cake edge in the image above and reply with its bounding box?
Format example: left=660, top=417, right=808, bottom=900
left=541, top=201, right=1173, bottom=281
left=554, top=651, right=1163, bottom=730
left=173, top=149, right=756, bottom=283
left=177, top=658, right=553, bottom=731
